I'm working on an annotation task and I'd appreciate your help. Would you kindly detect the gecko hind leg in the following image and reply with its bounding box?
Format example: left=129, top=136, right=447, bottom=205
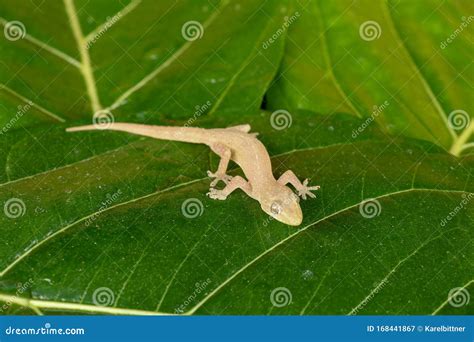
left=207, top=143, right=233, bottom=187
left=207, top=176, right=252, bottom=200
left=278, top=170, right=320, bottom=200
left=227, top=124, right=259, bottom=137
left=227, top=124, right=251, bottom=133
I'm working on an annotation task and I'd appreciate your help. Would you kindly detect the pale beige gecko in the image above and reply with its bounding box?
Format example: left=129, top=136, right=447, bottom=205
left=67, top=123, right=320, bottom=226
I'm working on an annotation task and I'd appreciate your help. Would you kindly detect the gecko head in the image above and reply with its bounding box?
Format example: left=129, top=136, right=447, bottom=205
left=261, top=184, right=302, bottom=226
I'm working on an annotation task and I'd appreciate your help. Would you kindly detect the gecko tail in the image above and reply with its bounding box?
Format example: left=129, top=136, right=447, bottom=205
left=66, top=122, right=209, bottom=144
left=66, top=125, right=100, bottom=132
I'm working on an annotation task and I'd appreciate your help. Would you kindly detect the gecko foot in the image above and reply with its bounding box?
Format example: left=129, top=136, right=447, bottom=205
left=207, top=188, right=228, bottom=200
left=207, top=170, right=233, bottom=187
left=297, top=179, right=320, bottom=200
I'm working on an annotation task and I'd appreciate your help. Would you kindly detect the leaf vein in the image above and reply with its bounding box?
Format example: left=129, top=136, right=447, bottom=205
left=0, top=83, right=66, bottom=122
left=84, top=0, right=142, bottom=43
left=107, top=0, right=231, bottom=111
left=383, top=1, right=456, bottom=140
left=0, top=17, right=81, bottom=68
left=64, top=0, right=102, bottom=113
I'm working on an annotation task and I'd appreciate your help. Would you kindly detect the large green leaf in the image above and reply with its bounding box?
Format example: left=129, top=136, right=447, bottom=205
left=0, top=110, right=472, bottom=315
left=0, top=0, right=472, bottom=316
left=0, top=0, right=288, bottom=182
left=0, top=0, right=286, bottom=127
left=267, top=0, right=473, bottom=156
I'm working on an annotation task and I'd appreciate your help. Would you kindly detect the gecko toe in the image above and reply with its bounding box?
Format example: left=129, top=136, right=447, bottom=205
left=208, top=173, right=233, bottom=187
left=207, top=188, right=227, bottom=200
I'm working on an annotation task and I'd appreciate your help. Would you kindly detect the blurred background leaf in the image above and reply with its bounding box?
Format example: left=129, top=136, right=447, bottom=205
left=267, top=0, right=473, bottom=156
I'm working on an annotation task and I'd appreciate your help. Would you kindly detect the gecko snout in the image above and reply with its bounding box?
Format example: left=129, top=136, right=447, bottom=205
left=263, top=189, right=303, bottom=226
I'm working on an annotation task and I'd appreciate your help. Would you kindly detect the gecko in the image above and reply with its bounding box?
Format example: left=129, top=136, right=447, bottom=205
left=66, top=123, right=320, bottom=226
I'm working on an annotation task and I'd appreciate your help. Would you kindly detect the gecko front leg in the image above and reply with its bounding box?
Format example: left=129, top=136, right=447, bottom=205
left=278, top=170, right=320, bottom=200
left=207, top=143, right=233, bottom=187
left=207, top=176, right=252, bottom=200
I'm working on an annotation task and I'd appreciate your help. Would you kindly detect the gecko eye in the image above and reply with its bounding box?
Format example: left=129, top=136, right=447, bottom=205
left=270, top=201, right=283, bottom=215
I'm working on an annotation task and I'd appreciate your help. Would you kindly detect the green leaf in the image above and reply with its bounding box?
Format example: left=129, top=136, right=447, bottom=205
left=0, top=110, right=472, bottom=315
left=0, top=0, right=472, bottom=316
left=266, top=0, right=473, bottom=156
left=0, top=0, right=286, bottom=127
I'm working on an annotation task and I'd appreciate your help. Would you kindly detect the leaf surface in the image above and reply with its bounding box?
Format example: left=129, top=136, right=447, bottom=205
left=0, top=0, right=472, bottom=316
left=267, top=0, right=474, bottom=156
